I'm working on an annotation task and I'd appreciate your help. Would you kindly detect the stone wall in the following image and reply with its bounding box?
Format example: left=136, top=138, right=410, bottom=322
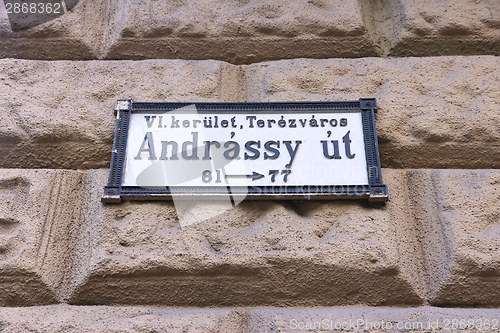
left=0, top=0, right=499, bottom=331
left=1, top=0, right=499, bottom=62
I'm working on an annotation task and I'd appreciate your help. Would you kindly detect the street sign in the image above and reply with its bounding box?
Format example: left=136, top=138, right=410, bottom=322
left=102, top=99, right=388, bottom=203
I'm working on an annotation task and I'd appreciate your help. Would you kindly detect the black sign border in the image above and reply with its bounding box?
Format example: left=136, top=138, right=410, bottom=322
left=102, top=99, right=388, bottom=203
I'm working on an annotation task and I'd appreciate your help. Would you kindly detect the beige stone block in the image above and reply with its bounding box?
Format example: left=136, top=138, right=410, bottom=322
left=2, top=0, right=381, bottom=62
left=1, top=56, right=498, bottom=170
left=243, top=56, right=500, bottom=169
left=2, top=0, right=498, bottom=62
left=103, top=0, right=380, bottom=63
left=0, top=0, right=109, bottom=59
left=0, top=169, right=83, bottom=306
left=0, top=305, right=245, bottom=332
left=0, top=59, right=239, bottom=169
left=1, top=168, right=497, bottom=307
left=369, top=0, right=500, bottom=56
left=408, top=169, right=500, bottom=306
left=1, top=305, right=500, bottom=332
left=65, top=168, right=425, bottom=306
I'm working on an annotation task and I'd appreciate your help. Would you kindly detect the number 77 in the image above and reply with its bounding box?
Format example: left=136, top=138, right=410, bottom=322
left=269, top=170, right=292, bottom=182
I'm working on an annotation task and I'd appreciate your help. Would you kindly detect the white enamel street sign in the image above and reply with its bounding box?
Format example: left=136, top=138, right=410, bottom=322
left=103, top=100, right=388, bottom=203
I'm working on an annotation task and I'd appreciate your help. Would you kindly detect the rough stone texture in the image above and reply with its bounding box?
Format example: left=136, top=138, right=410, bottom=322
left=408, top=169, right=500, bottom=307
left=0, top=0, right=498, bottom=327
left=0, top=169, right=84, bottom=306
left=65, top=168, right=425, bottom=306
left=2, top=0, right=499, bottom=62
left=0, top=0, right=380, bottom=62
left=369, top=0, right=500, bottom=57
left=243, top=56, right=500, bottom=169
left=0, top=168, right=499, bottom=308
left=0, top=305, right=499, bottom=332
left=0, top=59, right=239, bottom=169
left=102, top=0, right=380, bottom=63
left=1, top=56, right=499, bottom=170
left=0, top=0, right=109, bottom=59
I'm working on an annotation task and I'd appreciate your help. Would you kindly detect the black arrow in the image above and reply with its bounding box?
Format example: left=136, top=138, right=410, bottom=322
left=225, top=171, right=264, bottom=181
